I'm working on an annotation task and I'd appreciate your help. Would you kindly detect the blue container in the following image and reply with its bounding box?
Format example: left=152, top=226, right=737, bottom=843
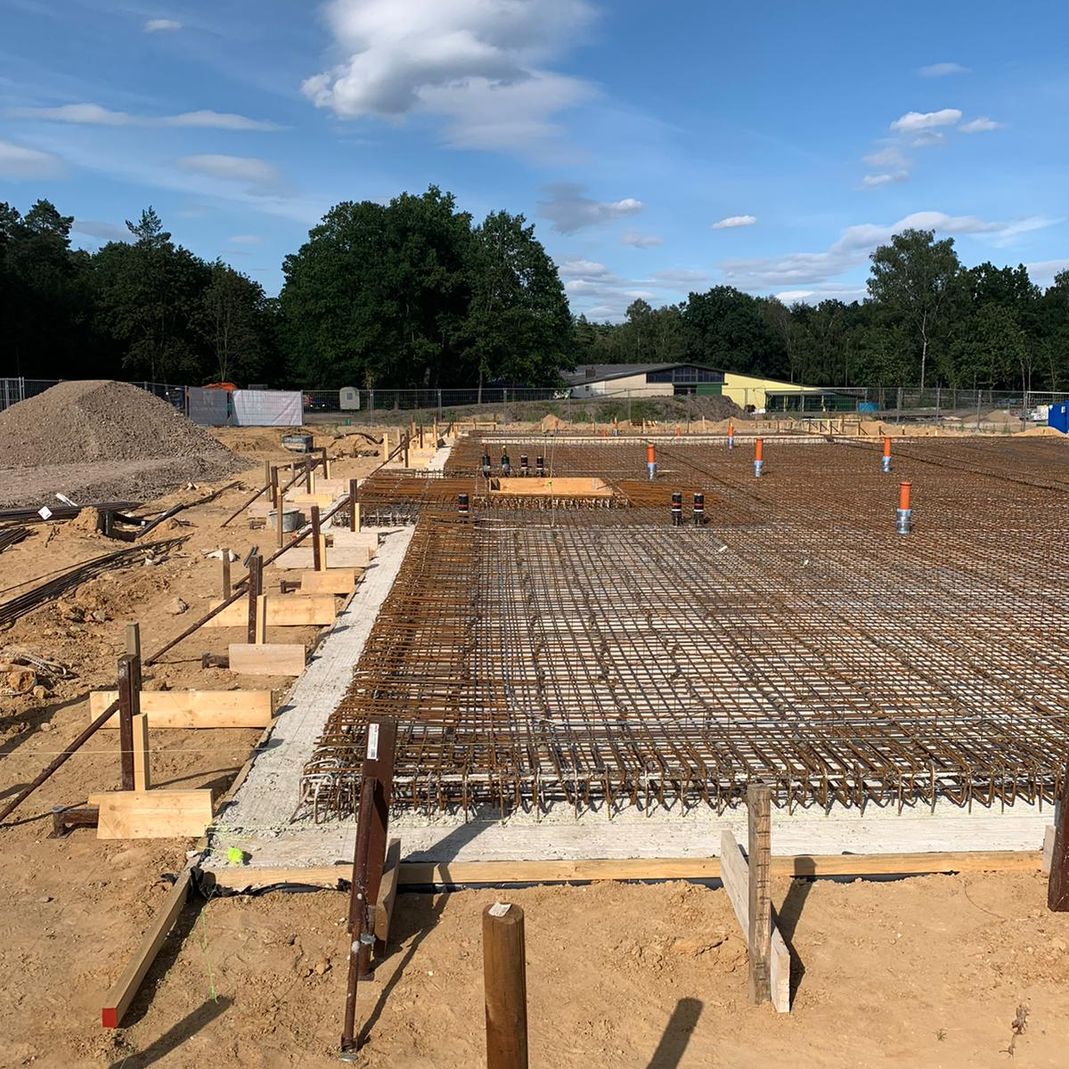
left=857, top=401, right=879, bottom=414
left=1051, top=402, right=1069, bottom=434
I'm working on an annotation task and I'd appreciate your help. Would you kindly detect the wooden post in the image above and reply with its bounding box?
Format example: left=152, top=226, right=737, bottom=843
left=125, top=623, right=142, bottom=692
left=483, top=902, right=529, bottom=1069
left=221, top=549, right=231, bottom=598
left=246, top=553, right=262, bottom=645
left=310, top=506, right=323, bottom=572
left=263, top=459, right=271, bottom=490
left=272, top=466, right=284, bottom=549
left=1048, top=757, right=1069, bottom=910
left=419, top=424, right=424, bottom=448
left=116, top=654, right=140, bottom=792
left=403, top=435, right=409, bottom=468
left=747, top=783, right=772, bottom=1003
left=321, top=446, right=331, bottom=480
left=132, top=714, right=150, bottom=791
left=349, top=479, right=359, bottom=533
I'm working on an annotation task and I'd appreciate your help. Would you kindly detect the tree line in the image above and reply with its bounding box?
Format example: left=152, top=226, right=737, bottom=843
left=3, top=190, right=1068, bottom=394
left=579, top=230, right=1069, bottom=394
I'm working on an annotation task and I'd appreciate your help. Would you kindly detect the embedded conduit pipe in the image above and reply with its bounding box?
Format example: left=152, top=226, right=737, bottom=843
left=896, top=481, right=912, bottom=535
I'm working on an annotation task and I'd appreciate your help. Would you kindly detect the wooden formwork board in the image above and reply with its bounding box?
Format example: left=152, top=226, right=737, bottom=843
left=200, top=849, right=1042, bottom=891
left=298, top=568, right=361, bottom=594
left=93, top=789, right=213, bottom=839
left=273, top=546, right=372, bottom=570
left=89, top=690, right=274, bottom=730
left=205, top=594, right=338, bottom=628
left=228, top=643, right=306, bottom=676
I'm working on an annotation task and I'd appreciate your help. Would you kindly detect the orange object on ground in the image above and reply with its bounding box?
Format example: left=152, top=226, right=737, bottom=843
left=898, top=482, right=912, bottom=510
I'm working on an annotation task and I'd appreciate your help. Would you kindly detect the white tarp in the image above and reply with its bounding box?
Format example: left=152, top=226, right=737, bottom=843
left=232, top=389, right=303, bottom=427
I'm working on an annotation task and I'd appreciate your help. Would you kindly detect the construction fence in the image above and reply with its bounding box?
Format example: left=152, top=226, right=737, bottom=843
left=2, top=377, right=1067, bottom=422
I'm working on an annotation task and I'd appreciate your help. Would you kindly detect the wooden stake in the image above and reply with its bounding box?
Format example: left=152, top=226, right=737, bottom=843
left=116, top=654, right=140, bottom=792
left=220, top=549, right=231, bottom=598
left=132, top=713, right=150, bottom=791
left=349, top=478, right=359, bottom=532
left=263, top=459, right=271, bottom=490
left=125, top=623, right=142, bottom=693
left=272, top=467, right=284, bottom=548
left=747, top=783, right=772, bottom=1003
left=1048, top=755, right=1069, bottom=910
left=483, top=902, right=529, bottom=1069
left=310, top=506, right=323, bottom=571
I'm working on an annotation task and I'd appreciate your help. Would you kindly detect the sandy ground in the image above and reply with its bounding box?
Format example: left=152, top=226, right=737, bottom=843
left=4, top=871, right=1068, bottom=1068
left=2, top=419, right=1068, bottom=1068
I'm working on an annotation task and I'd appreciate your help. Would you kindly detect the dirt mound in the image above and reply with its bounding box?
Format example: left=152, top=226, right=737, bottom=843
left=0, top=380, right=237, bottom=467
left=0, top=381, right=246, bottom=506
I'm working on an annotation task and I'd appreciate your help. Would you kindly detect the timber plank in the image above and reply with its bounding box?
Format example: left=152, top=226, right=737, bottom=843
left=200, top=850, right=1042, bottom=891
left=298, top=568, right=360, bottom=594
left=228, top=643, right=305, bottom=676
left=720, top=830, right=790, bottom=1012
left=374, top=838, right=402, bottom=945
left=100, top=866, right=193, bottom=1027
left=274, top=546, right=371, bottom=570
left=329, top=530, right=379, bottom=550
left=90, top=690, right=273, bottom=729
left=95, top=789, right=213, bottom=839
left=205, top=594, right=338, bottom=628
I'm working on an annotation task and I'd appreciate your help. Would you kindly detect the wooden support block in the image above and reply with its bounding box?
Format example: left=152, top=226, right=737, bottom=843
left=747, top=784, right=773, bottom=1004
left=205, top=594, right=338, bottom=628
left=298, top=568, right=360, bottom=595
left=273, top=546, right=371, bottom=570
left=90, top=690, right=273, bottom=730
left=132, top=714, right=150, bottom=791
left=255, top=593, right=267, bottom=644
left=227, top=643, right=305, bottom=676
left=285, top=492, right=336, bottom=510
left=94, top=789, right=213, bottom=839
left=374, top=838, right=402, bottom=948
left=329, top=530, right=378, bottom=551
left=101, top=866, right=193, bottom=1027
left=1043, top=824, right=1056, bottom=877
left=720, top=830, right=790, bottom=1013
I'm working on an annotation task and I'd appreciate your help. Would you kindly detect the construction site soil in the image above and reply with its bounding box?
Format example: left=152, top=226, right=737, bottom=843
left=0, top=381, right=246, bottom=507
left=1, top=416, right=1068, bottom=1067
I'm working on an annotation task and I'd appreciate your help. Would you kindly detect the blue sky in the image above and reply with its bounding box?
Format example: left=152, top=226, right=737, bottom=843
left=1, top=0, right=1066, bottom=320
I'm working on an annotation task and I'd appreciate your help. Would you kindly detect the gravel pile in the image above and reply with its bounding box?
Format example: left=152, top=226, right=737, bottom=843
left=0, top=380, right=247, bottom=507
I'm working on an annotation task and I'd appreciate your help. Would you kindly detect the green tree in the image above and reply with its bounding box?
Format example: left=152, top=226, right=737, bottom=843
left=867, top=228, right=961, bottom=390
left=198, top=261, right=278, bottom=383
left=464, top=210, right=573, bottom=396
left=92, top=207, right=212, bottom=381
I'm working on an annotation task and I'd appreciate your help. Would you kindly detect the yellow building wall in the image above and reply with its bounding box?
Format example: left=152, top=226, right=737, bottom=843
left=721, top=373, right=815, bottom=411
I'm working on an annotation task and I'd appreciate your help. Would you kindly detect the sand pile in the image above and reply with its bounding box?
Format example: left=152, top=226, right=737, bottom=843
left=0, top=380, right=247, bottom=506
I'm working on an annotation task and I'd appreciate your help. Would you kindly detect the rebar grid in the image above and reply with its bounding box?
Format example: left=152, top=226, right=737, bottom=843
left=300, top=436, right=1069, bottom=820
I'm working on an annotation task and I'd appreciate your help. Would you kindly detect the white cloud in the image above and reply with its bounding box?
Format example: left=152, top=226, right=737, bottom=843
left=72, top=220, right=131, bottom=243
left=538, top=183, right=642, bottom=233
left=177, top=154, right=281, bottom=189
left=227, top=234, right=262, bottom=245
left=959, top=116, right=1002, bottom=133
left=144, top=18, right=181, bottom=33
left=775, top=284, right=868, bottom=304
left=889, top=108, right=962, bottom=133
left=711, top=214, right=756, bottom=230
left=300, top=0, right=595, bottom=150
left=10, top=102, right=280, bottom=130
left=863, top=146, right=909, bottom=169
left=720, top=210, right=1059, bottom=289
left=1025, top=259, right=1069, bottom=287
left=0, top=138, right=62, bottom=177
left=651, top=268, right=709, bottom=286
left=918, top=62, right=970, bottom=78
left=862, top=172, right=909, bottom=188
left=621, top=230, right=663, bottom=248
left=561, top=260, right=708, bottom=320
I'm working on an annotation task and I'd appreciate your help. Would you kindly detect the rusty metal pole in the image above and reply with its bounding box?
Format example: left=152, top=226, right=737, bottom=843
left=483, top=902, right=529, bottom=1069
left=221, top=549, right=232, bottom=598
left=340, top=775, right=377, bottom=1055
left=349, top=479, right=359, bottom=532
left=310, top=505, right=322, bottom=572
left=747, top=783, right=772, bottom=1003
left=246, top=553, right=262, bottom=644
left=116, top=654, right=140, bottom=791
left=1048, top=755, right=1069, bottom=911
